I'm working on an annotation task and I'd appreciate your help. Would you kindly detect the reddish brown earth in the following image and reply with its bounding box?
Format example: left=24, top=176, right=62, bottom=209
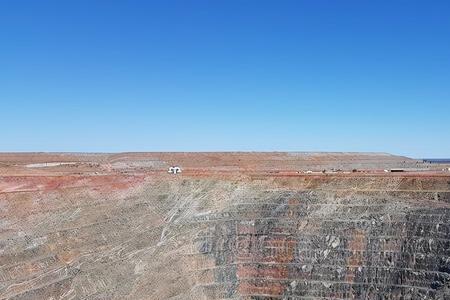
left=1, top=153, right=449, bottom=299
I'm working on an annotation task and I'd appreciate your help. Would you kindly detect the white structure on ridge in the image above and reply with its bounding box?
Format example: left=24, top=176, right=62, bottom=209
left=168, top=166, right=182, bottom=174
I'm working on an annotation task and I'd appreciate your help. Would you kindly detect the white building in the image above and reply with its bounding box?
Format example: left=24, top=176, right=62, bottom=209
left=168, top=166, right=182, bottom=174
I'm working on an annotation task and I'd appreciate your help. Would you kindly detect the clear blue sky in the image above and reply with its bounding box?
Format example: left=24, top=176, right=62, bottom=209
left=1, top=1, right=449, bottom=157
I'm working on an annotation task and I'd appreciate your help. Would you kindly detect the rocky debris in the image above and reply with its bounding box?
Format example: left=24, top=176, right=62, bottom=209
left=0, top=153, right=449, bottom=299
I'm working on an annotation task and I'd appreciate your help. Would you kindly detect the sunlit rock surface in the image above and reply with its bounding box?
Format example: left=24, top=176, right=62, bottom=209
left=1, top=153, right=449, bottom=299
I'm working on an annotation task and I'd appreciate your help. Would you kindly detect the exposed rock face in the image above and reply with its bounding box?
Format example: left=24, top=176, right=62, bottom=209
left=0, top=153, right=449, bottom=299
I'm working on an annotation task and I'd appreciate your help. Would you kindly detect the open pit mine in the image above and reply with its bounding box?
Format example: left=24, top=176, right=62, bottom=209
left=1, top=152, right=450, bottom=300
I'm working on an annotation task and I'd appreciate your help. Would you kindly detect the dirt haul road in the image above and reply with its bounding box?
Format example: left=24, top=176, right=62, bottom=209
left=1, top=153, right=449, bottom=299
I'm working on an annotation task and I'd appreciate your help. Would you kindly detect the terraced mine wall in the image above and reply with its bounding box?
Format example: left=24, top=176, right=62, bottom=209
left=1, top=173, right=450, bottom=299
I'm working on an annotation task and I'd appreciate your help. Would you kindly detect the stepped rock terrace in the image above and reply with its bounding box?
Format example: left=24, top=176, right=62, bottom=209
left=1, top=152, right=449, bottom=299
